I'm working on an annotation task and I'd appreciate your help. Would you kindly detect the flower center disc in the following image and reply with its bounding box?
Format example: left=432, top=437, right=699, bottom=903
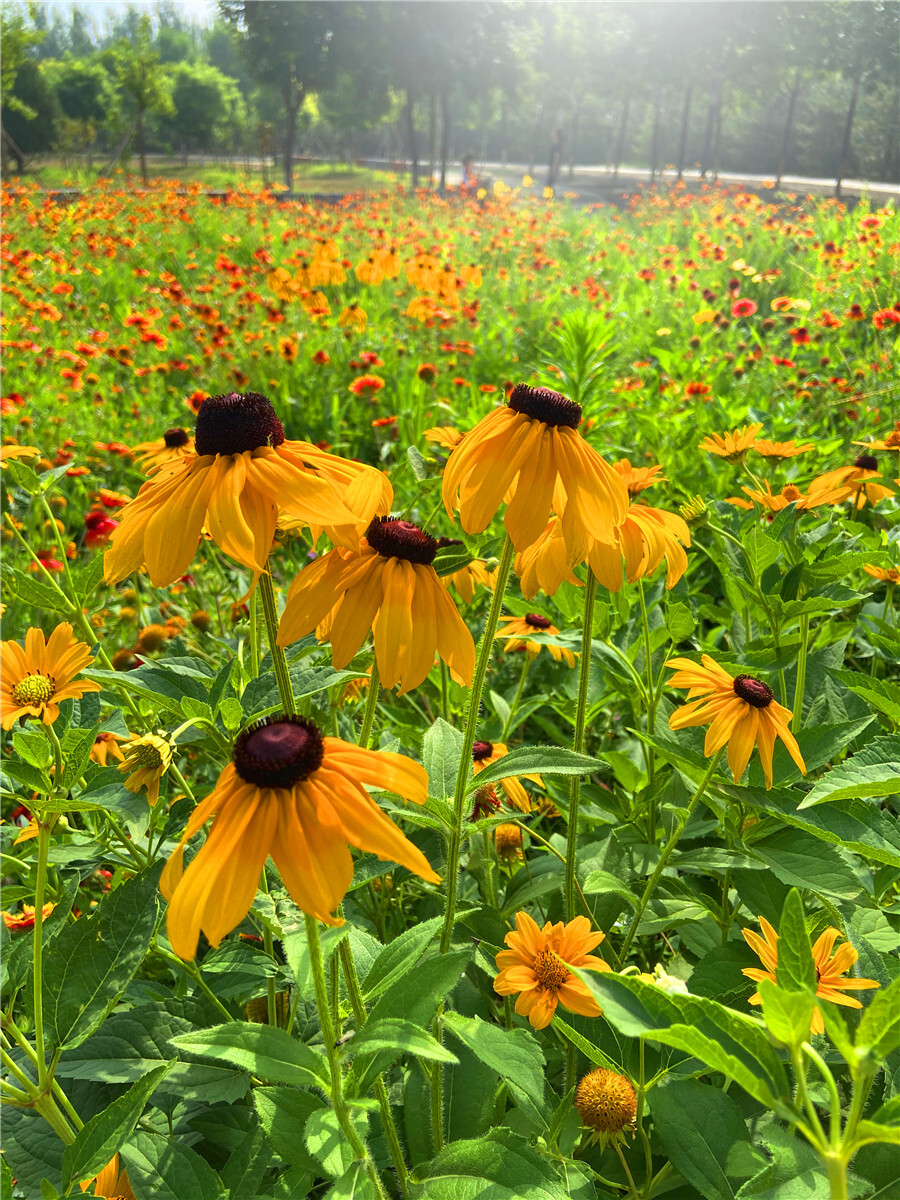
left=132, top=742, right=164, bottom=769
left=194, top=391, right=285, bottom=457
left=733, top=674, right=774, bottom=708
left=885, top=431, right=900, bottom=449
left=524, top=613, right=552, bottom=630
left=532, top=948, right=570, bottom=991
left=234, top=715, right=324, bottom=787
left=575, top=1069, right=638, bottom=1133
left=11, top=674, right=54, bottom=706
left=507, top=383, right=582, bottom=429
left=365, top=516, right=437, bottom=565
left=854, top=454, right=878, bottom=472
left=781, top=485, right=803, bottom=502
left=163, top=427, right=190, bottom=448
left=472, top=741, right=494, bottom=762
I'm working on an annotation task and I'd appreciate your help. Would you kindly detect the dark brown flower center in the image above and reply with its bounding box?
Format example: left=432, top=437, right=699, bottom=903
left=525, top=613, right=552, bottom=629
left=163, top=427, right=190, bottom=449
left=472, top=740, right=494, bottom=762
left=885, top=431, right=900, bottom=448
left=194, top=391, right=285, bottom=458
left=508, top=383, right=581, bottom=429
left=854, top=454, right=878, bottom=472
left=234, top=715, right=324, bottom=787
left=733, top=674, right=774, bottom=708
left=365, top=516, right=437, bottom=565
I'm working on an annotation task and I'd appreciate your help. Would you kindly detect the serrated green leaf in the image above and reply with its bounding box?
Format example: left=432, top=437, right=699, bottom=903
left=650, top=1079, right=751, bottom=1200
left=423, top=718, right=463, bottom=800
left=799, top=735, right=900, bottom=807
left=775, top=889, right=815, bottom=994
left=169, top=1021, right=328, bottom=1088
left=348, top=1017, right=459, bottom=1064
left=758, top=979, right=815, bottom=1049
left=469, top=746, right=601, bottom=791
left=443, top=1012, right=547, bottom=1126
left=120, top=1130, right=221, bottom=1200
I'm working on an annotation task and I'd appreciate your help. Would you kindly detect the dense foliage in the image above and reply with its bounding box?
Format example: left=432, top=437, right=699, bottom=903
left=1, top=180, right=899, bottom=1200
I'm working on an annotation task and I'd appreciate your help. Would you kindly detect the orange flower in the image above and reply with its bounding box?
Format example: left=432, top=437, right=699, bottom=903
left=864, top=565, right=900, bottom=584
left=741, top=917, right=879, bottom=1034
left=496, top=613, right=576, bottom=666
left=611, top=458, right=667, bottom=496
left=2, top=902, right=55, bottom=932
left=2, top=624, right=101, bottom=730
left=494, top=911, right=609, bottom=1030
left=348, top=374, right=385, bottom=397
left=472, top=740, right=543, bottom=813
left=753, top=440, right=813, bottom=461
left=699, top=424, right=763, bottom=463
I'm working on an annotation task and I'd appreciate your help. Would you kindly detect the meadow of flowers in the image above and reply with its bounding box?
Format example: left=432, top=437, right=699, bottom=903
left=1, top=177, right=898, bottom=1200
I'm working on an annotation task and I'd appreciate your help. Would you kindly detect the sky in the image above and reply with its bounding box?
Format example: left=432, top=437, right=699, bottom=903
left=40, top=0, right=217, bottom=30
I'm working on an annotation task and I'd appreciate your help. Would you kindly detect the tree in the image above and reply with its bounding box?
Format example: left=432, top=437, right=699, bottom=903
left=156, top=60, right=248, bottom=161
left=1, top=5, right=48, bottom=172
left=104, top=14, right=174, bottom=183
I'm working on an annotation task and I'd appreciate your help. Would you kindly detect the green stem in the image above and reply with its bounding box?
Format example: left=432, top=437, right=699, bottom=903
left=305, top=915, right=387, bottom=1200
left=153, top=946, right=234, bottom=1023
left=566, top=571, right=597, bottom=921
left=792, top=613, right=809, bottom=733
left=481, top=827, right=497, bottom=908
left=0, top=1044, right=36, bottom=1092
left=439, top=533, right=515, bottom=955
left=249, top=587, right=261, bottom=678
left=259, top=869, right=279, bottom=1029
left=259, top=567, right=295, bottom=716
left=500, top=653, right=531, bottom=741
left=637, top=580, right=657, bottom=767
left=617, top=749, right=723, bottom=966
left=803, top=1042, right=841, bottom=1147
left=790, top=1044, right=828, bottom=1152
left=824, top=1153, right=849, bottom=1200
left=32, top=817, right=54, bottom=1088
left=358, top=659, right=380, bottom=749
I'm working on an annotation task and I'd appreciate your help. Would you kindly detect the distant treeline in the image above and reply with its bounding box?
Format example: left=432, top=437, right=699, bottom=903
left=2, top=1, right=898, bottom=189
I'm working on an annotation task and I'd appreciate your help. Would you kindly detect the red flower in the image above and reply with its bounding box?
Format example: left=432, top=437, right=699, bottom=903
left=348, top=374, right=385, bottom=397
left=312, top=350, right=330, bottom=365
left=873, top=308, right=900, bottom=329
left=417, top=363, right=437, bottom=383
left=84, top=510, right=119, bottom=549
left=731, top=299, right=757, bottom=318
left=790, top=327, right=811, bottom=345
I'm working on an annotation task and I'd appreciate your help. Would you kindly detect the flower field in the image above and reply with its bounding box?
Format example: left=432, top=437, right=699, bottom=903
left=1, top=178, right=899, bottom=1200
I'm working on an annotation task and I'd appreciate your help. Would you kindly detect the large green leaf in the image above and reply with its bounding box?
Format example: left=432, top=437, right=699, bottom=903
left=368, top=949, right=471, bottom=1027
left=572, top=972, right=789, bottom=1108
left=423, top=718, right=464, bottom=800
left=40, top=865, right=161, bottom=1050
left=798, top=735, right=900, bottom=808
left=349, top=1017, right=459, bottom=1064
left=469, top=747, right=602, bottom=791
left=775, top=889, right=815, bottom=994
left=443, top=1012, right=548, bottom=1127
left=753, top=828, right=862, bottom=900
left=169, top=1021, right=328, bottom=1088
left=120, top=1130, right=221, bottom=1200
left=410, top=1128, right=571, bottom=1200
left=857, top=975, right=900, bottom=1063
left=650, top=1079, right=751, bottom=1200
left=253, top=1086, right=325, bottom=1175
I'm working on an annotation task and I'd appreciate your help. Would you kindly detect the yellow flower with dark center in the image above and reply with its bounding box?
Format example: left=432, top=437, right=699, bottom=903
left=494, top=911, right=609, bottom=1029
left=741, top=917, right=879, bottom=1034
left=516, top=520, right=583, bottom=600
left=611, top=457, right=667, bottom=496
left=496, top=612, right=576, bottom=666
left=1, top=623, right=101, bottom=730
left=698, top=423, right=763, bottom=463
left=472, top=740, right=543, bottom=813
left=131, top=427, right=195, bottom=475
left=104, top=391, right=372, bottom=588
left=161, top=715, right=440, bottom=959
left=588, top=504, right=690, bottom=592
left=753, top=439, right=814, bottom=461
left=666, top=655, right=806, bottom=789
left=277, top=517, right=476, bottom=694
left=575, top=1069, right=637, bottom=1144
left=442, top=384, right=628, bottom=561
left=811, top=457, right=895, bottom=510
left=118, top=733, right=173, bottom=806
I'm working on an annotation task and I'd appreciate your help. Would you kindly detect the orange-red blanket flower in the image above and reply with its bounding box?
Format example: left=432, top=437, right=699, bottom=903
left=666, top=654, right=805, bottom=788
left=161, top=715, right=440, bottom=958
left=741, top=917, right=879, bottom=1034
left=494, top=911, right=609, bottom=1029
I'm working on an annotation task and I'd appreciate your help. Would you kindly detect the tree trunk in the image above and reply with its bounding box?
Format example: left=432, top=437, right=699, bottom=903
left=439, top=91, right=450, bottom=190
left=612, top=97, right=629, bottom=183
left=428, top=89, right=436, bottom=186
left=776, top=76, right=801, bottom=189
left=567, top=99, right=579, bottom=179
left=137, top=108, right=147, bottom=184
left=405, top=89, right=419, bottom=187
left=528, top=102, right=543, bottom=175
left=676, top=84, right=693, bottom=180
left=282, top=82, right=302, bottom=193
left=835, top=72, right=862, bottom=199
left=700, top=77, right=723, bottom=178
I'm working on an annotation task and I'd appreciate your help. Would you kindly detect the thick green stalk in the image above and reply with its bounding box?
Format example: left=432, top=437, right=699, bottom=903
left=439, top=533, right=515, bottom=955
left=258, top=568, right=295, bottom=716
left=565, top=571, right=597, bottom=921
left=358, top=659, right=380, bottom=749
left=32, top=819, right=54, bottom=1087
left=617, top=749, right=724, bottom=965
left=792, top=613, right=809, bottom=733
left=305, top=916, right=387, bottom=1200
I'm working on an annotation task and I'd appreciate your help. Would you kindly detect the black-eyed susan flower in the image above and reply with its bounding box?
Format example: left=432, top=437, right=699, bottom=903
left=104, top=391, right=363, bottom=588
left=278, top=517, right=475, bottom=694
left=472, top=740, right=543, bottom=813
left=516, top=519, right=582, bottom=600
left=575, top=1069, right=637, bottom=1145
left=442, top=383, right=628, bottom=561
left=496, top=612, right=576, bottom=666
left=741, top=917, right=879, bottom=1034
left=118, top=733, right=173, bottom=806
left=1, top=624, right=100, bottom=730
left=699, top=423, right=763, bottom=463
left=494, top=911, right=608, bottom=1029
left=131, top=427, right=195, bottom=475
left=811, top=457, right=895, bottom=510
left=588, top=504, right=690, bottom=592
left=666, top=655, right=806, bottom=789
left=161, top=715, right=440, bottom=959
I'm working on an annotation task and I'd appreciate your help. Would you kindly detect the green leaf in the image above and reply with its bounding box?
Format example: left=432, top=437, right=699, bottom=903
left=753, top=828, right=864, bottom=899
left=324, top=1162, right=378, bottom=1199
left=4, top=566, right=72, bottom=614
left=551, top=1016, right=621, bottom=1072
left=650, top=1079, right=751, bottom=1200
left=443, top=1012, right=548, bottom=1126
left=1, top=758, right=52, bottom=793
left=61, top=1062, right=173, bottom=1190
left=85, top=665, right=209, bottom=716
left=743, top=526, right=781, bottom=581
left=368, top=949, right=471, bottom=1027
left=798, top=735, right=900, bottom=807
left=775, top=889, right=815, bottom=994
left=241, top=664, right=365, bottom=720
left=857, top=975, right=900, bottom=1062
left=61, top=724, right=101, bottom=789
left=0, top=1108, right=65, bottom=1196
left=218, top=1121, right=270, bottom=1200
left=410, top=1128, right=571, bottom=1200
left=40, top=865, right=161, bottom=1050
left=349, top=1017, right=459, bottom=1064
left=12, top=728, right=53, bottom=770
left=581, top=870, right=638, bottom=906
left=169, top=1022, right=328, bottom=1089
left=70, top=553, right=105, bottom=601
left=469, top=746, right=601, bottom=791
left=363, top=914, right=445, bottom=1000
left=120, top=1130, right=221, bottom=1200
left=853, top=1121, right=900, bottom=1148
left=758, top=979, right=815, bottom=1049
left=253, top=1086, right=325, bottom=1174
left=433, top=544, right=473, bottom=577
left=306, top=1107, right=368, bottom=1179
left=423, top=718, right=464, bottom=800
left=571, top=971, right=789, bottom=1108
left=832, top=674, right=900, bottom=726
left=666, top=601, right=696, bottom=643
